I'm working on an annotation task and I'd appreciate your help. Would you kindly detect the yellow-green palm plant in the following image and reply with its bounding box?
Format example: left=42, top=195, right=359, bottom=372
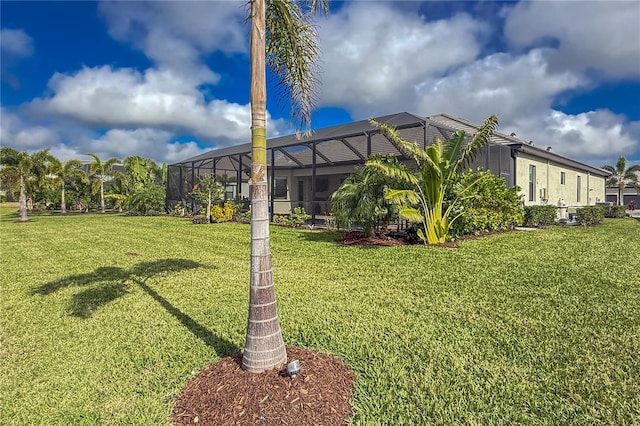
left=50, top=158, right=86, bottom=214
left=243, top=0, right=328, bottom=373
left=366, top=115, right=499, bottom=244
left=86, top=153, right=119, bottom=214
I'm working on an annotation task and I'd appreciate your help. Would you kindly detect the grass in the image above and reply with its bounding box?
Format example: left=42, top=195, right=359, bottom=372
left=1, top=203, right=639, bottom=424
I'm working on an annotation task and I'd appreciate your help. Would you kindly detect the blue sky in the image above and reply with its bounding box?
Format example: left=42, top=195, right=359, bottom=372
left=1, top=1, right=639, bottom=168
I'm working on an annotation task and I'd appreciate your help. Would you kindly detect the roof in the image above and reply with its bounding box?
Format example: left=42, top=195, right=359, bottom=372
left=171, top=111, right=610, bottom=177
left=171, top=112, right=426, bottom=167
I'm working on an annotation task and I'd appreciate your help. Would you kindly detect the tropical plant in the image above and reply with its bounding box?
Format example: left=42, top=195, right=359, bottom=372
left=243, top=0, right=328, bottom=373
left=86, top=153, right=119, bottom=213
left=125, top=185, right=165, bottom=216
left=366, top=115, right=499, bottom=244
left=331, top=157, right=405, bottom=237
left=49, top=158, right=86, bottom=214
left=448, top=169, right=524, bottom=237
left=0, top=147, right=32, bottom=221
left=601, top=156, right=640, bottom=206
left=26, top=149, right=59, bottom=208
left=191, top=175, right=224, bottom=220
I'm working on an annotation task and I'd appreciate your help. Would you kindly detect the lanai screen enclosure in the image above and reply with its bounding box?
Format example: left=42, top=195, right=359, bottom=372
left=166, top=112, right=517, bottom=222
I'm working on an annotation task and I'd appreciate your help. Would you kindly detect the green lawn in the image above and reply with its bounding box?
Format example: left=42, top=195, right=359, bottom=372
left=1, top=205, right=639, bottom=425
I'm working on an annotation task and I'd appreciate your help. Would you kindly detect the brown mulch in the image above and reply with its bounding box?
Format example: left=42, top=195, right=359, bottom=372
left=336, top=231, right=406, bottom=247
left=171, top=346, right=355, bottom=425
left=336, top=229, right=514, bottom=248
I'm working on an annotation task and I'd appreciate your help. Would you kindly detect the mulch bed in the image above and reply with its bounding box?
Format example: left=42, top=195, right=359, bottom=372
left=336, top=231, right=406, bottom=247
left=336, top=229, right=514, bottom=248
left=172, top=346, right=355, bottom=425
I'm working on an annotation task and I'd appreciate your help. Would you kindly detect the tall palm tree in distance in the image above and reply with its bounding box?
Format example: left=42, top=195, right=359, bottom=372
left=0, top=147, right=33, bottom=222
left=602, top=156, right=640, bottom=206
left=87, top=153, right=119, bottom=213
left=243, top=0, right=328, bottom=373
left=50, top=158, right=86, bottom=214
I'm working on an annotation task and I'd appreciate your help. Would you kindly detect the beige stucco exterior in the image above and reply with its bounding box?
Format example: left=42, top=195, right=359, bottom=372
left=516, top=153, right=606, bottom=207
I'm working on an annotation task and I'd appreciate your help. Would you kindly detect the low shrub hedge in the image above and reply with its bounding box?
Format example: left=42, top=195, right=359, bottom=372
left=576, top=206, right=605, bottom=226
left=603, top=205, right=626, bottom=218
left=523, top=205, right=557, bottom=227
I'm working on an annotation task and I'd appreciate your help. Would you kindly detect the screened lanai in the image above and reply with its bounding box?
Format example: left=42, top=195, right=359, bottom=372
left=167, top=112, right=517, bottom=222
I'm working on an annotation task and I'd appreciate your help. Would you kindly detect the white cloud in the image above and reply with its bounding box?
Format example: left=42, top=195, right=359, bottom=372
left=0, top=28, right=33, bottom=58
left=28, top=65, right=290, bottom=144
left=415, top=48, right=586, bottom=124
left=503, top=1, right=640, bottom=78
left=78, top=128, right=207, bottom=165
left=98, top=0, right=246, bottom=82
left=0, top=107, right=59, bottom=150
left=317, top=2, right=488, bottom=115
left=511, top=110, right=640, bottom=166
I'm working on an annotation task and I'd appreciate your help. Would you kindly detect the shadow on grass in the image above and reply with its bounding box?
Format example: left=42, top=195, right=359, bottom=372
left=33, top=259, right=239, bottom=356
left=296, top=230, right=342, bottom=244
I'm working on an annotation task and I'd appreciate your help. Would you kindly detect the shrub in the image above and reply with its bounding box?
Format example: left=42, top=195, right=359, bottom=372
left=272, top=207, right=310, bottom=227
left=604, top=205, right=626, bottom=218
left=210, top=202, right=237, bottom=223
left=523, top=205, right=557, bottom=227
left=126, top=184, right=165, bottom=215
left=170, top=201, right=185, bottom=217
left=576, top=206, right=604, bottom=226
left=448, top=170, right=525, bottom=238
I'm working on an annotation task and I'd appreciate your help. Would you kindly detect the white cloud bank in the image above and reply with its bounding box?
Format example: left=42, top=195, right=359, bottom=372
left=314, top=1, right=640, bottom=165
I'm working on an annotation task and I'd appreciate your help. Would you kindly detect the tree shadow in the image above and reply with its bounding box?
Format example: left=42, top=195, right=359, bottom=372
left=33, top=259, right=239, bottom=357
left=296, top=230, right=342, bottom=244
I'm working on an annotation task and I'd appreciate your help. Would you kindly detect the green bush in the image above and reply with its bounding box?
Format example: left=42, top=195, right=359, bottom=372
left=576, top=206, right=605, bottom=226
left=126, top=184, right=165, bottom=215
left=524, top=205, right=557, bottom=227
left=272, top=207, right=310, bottom=227
left=603, top=205, right=626, bottom=218
left=448, top=170, right=525, bottom=238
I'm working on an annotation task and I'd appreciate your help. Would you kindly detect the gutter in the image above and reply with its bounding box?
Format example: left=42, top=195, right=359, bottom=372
left=509, top=143, right=610, bottom=177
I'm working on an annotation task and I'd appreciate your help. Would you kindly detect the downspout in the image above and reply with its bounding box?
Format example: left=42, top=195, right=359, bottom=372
left=311, top=142, right=317, bottom=224
left=270, top=149, right=275, bottom=222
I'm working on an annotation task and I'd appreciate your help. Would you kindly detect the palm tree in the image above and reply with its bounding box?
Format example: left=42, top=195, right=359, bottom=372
left=50, top=158, right=86, bottom=214
left=602, top=156, right=640, bottom=206
left=0, top=147, right=32, bottom=222
left=366, top=115, right=499, bottom=244
left=243, top=0, right=328, bottom=373
left=331, top=156, right=405, bottom=237
left=86, top=153, right=119, bottom=213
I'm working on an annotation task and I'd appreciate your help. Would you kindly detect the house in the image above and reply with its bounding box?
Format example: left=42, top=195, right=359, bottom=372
left=167, top=112, right=610, bottom=221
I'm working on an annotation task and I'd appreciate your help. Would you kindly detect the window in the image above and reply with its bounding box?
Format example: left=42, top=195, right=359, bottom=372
left=274, top=177, right=287, bottom=199
left=560, top=172, right=566, bottom=185
left=576, top=175, right=581, bottom=203
left=528, top=165, right=536, bottom=202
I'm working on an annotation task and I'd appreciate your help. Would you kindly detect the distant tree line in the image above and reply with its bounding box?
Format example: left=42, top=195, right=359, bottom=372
left=0, top=147, right=167, bottom=221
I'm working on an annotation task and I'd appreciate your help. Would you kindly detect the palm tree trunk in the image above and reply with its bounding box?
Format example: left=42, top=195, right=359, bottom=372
left=619, top=186, right=624, bottom=206
left=19, top=175, right=28, bottom=222
left=242, top=0, right=286, bottom=373
left=100, top=180, right=106, bottom=213
left=61, top=186, right=66, bottom=214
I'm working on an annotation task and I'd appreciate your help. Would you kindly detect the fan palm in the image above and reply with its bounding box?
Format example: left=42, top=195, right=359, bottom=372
left=601, top=156, right=640, bottom=206
left=87, top=153, right=119, bottom=213
left=50, top=158, right=86, bottom=214
left=366, top=115, right=499, bottom=244
left=243, top=0, right=328, bottom=373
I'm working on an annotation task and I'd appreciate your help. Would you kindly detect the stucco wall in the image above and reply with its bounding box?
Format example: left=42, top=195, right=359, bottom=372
left=516, top=153, right=606, bottom=207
